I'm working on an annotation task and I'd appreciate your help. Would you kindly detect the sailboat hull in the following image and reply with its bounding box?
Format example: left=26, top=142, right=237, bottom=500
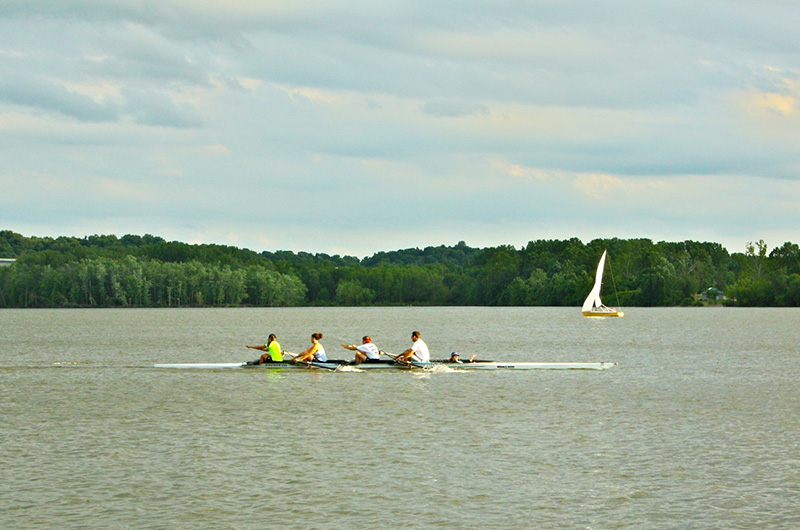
left=582, top=309, right=624, bottom=317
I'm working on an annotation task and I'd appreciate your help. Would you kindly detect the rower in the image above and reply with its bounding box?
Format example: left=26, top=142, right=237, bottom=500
left=341, top=336, right=381, bottom=365
left=289, top=333, right=327, bottom=363
left=396, top=331, right=430, bottom=363
left=246, top=334, right=283, bottom=364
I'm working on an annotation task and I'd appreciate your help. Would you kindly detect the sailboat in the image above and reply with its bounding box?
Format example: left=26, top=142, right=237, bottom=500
left=582, top=250, right=624, bottom=317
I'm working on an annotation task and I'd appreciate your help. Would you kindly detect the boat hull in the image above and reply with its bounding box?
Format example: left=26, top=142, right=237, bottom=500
left=582, top=310, right=624, bottom=317
left=154, top=360, right=618, bottom=371
left=417, top=361, right=616, bottom=370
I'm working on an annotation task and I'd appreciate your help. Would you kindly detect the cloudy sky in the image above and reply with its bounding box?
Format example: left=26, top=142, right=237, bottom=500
left=1, top=1, right=798, bottom=257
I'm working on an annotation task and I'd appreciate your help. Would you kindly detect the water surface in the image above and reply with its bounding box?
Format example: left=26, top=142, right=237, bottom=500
left=1, top=307, right=798, bottom=529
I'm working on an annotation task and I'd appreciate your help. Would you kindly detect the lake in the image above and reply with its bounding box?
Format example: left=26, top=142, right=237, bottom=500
left=1, top=307, right=798, bottom=529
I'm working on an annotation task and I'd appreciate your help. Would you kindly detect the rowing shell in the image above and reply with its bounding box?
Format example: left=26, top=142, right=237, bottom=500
left=153, top=360, right=618, bottom=370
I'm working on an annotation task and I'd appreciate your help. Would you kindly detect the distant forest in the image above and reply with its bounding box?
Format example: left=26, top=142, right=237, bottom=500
left=1, top=230, right=799, bottom=308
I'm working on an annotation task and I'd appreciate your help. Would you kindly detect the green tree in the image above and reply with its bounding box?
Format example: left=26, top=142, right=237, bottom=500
left=770, top=242, right=800, bottom=275
left=335, top=279, right=376, bottom=305
left=471, top=245, right=520, bottom=305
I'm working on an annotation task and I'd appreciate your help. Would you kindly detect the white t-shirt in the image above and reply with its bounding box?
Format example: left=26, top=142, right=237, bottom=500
left=411, top=338, right=430, bottom=362
left=356, top=342, right=380, bottom=360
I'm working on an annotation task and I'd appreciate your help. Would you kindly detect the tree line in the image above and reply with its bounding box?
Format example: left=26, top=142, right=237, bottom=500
left=1, top=230, right=798, bottom=308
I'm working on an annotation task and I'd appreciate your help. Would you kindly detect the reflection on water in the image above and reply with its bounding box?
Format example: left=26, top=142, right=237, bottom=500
left=1, top=307, right=799, bottom=529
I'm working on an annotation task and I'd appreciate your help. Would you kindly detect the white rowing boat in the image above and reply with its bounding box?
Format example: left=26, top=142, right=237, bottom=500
left=153, top=360, right=618, bottom=371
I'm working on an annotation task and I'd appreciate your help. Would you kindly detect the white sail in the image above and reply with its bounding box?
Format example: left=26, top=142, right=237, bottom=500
left=582, top=250, right=607, bottom=312
left=582, top=250, right=623, bottom=316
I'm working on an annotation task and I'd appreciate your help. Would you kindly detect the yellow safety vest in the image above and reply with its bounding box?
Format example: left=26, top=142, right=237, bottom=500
left=268, top=340, right=283, bottom=361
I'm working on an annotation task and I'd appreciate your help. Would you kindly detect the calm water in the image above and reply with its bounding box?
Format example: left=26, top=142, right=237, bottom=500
left=1, top=307, right=798, bottom=529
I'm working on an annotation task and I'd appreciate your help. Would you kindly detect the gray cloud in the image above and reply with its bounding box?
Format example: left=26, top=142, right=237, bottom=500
left=121, top=87, right=205, bottom=128
left=0, top=76, right=119, bottom=121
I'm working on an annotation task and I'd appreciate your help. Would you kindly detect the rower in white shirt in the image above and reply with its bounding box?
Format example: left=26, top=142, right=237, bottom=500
left=396, top=330, right=430, bottom=363
left=341, top=336, right=381, bottom=365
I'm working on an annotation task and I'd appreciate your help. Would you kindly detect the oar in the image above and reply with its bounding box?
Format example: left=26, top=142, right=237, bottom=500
left=282, top=350, right=340, bottom=371
left=379, top=350, right=399, bottom=359
left=310, top=361, right=340, bottom=371
left=281, top=350, right=305, bottom=361
left=380, top=350, right=409, bottom=363
left=293, top=358, right=340, bottom=371
left=379, top=350, right=415, bottom=367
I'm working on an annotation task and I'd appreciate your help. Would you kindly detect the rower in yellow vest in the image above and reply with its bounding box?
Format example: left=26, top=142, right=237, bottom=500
left=246, top=334, right=283, bottom=364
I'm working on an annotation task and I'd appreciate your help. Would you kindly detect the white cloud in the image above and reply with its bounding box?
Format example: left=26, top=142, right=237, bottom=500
left=1, top=1, right=799, bottom=256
